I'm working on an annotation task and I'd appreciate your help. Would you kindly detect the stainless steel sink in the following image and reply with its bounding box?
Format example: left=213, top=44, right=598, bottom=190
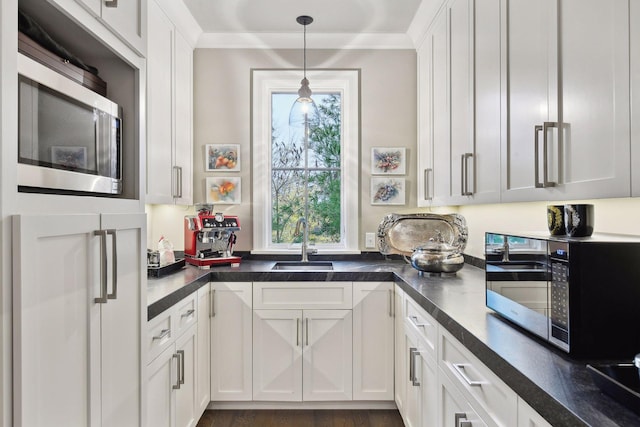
left=271, top=261, right=334, bottom=271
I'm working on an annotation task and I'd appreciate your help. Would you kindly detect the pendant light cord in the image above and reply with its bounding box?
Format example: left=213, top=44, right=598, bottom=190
left=303, top=23, right=307, bottom=79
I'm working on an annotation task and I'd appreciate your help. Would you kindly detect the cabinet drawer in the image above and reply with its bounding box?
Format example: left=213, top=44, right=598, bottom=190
left=404, top=295, right=438, bottom=359
left=173, top=292, right=197, bottom=338
left=439, top=328, right=518, bottom=427
left=253, top=282, right=352, bottom=309
left=148, top=309, right=174, bottom=363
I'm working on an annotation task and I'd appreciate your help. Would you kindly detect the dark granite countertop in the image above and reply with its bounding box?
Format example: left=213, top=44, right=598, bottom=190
left=147, top=259, right=640, bottom=427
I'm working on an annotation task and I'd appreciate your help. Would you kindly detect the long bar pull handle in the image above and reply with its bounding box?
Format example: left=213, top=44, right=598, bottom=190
left=177, top=350, right=185, bottom=385
left=455, top=412, right=472, bottom=427
left=388, top=289, right=393, bottom=317
left=424, top=168, right=433, bottom=201
left=94, top=230, right=108, bottom=304
left=542, top=121, right=558, bottom=187
left=461, top=153, right=473, bottom=196
left=409, top=315, right=430, bottom=328
left=296, top=318, right=300, bottom=347
left=452, top=363, right=484, bottom=386
left=152, top=329, right=170, bottom=340
left=181, top=309, right=195, bottom=318
left=409, top=347, right=417, bottom=384
left=106, top=229, right=117, bottom=300
left=172, top=353, right=181, bottom=389
left=210, top=289, right=215, bottom=318
left=534, top=125, right=544, bottom=188
left=410, top=348, right=421, bottom=386
left=306, top=318, right=309, bottom=346
left=173, top=166, right=183, bottom=198
left=104, top=0, right=118, bottom=7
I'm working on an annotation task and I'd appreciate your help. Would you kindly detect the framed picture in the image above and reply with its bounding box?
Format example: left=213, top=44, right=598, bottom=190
left=205, top=144, right=240, bottom=171
left=51, top=146, right=87, bottom=169
left=206, top=177, right=241, bottom=204
left=371, top=147, right=406, bottom=175
left=371, top=177, right=405, bottom=205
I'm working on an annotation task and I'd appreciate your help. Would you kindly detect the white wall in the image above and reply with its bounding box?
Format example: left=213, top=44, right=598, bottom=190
left=148, top=48, right=418, bottom=251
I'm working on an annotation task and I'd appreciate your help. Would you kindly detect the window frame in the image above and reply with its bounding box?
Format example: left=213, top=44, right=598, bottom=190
left=251, top=69, right=360, bottom=254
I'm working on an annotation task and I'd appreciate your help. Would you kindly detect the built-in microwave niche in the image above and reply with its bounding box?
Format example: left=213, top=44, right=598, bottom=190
left=18, top=31, right=107, bottom=97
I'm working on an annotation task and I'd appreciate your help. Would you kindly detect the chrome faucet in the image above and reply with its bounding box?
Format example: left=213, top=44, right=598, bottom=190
left=294, top=217, right=317, bottom=262
left=502, top=236, right=510, bottom=262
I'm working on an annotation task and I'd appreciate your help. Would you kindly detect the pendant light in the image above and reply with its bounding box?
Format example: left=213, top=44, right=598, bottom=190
left=289, top=15, right=319, bottom=127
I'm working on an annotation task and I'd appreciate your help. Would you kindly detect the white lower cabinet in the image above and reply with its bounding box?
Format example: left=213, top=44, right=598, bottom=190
left=353, top=281, right=395, bottom=400
left=147, top=292, right=199, bottom=427
left=196, top=286, right=211, bottom=414
left=395, top=284, right=407, bottom=414
left=252, top=282, right=353, bottom=402
left=517, top=399, right=552, bottom=427
left=210, top=282, right=253, bottom=401
left=12, top=213, right=144, bottom=427
left=438, top=369, right=488, bottom=427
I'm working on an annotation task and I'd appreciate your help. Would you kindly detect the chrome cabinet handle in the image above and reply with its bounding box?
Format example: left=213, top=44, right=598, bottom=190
left=388, top=289, right=393, bottom=317
left=410, top=348, right=421, bottom=386
left=210, top=289, right=215, bottom=318
left=106, top=229, right=117, bottom=300
left=296, top=318, right=300, bottom=347
left=94, top=230, right=108, bottom=304
left=409, top=315, right=430, bottom=328
left=452, top=363, right=484, bottom=386
left=172, top=353, right=181, bottom=389
left=181, top=309, right=195, bottom=318
left=152, top=329, right=170, bottom=340
left=534, top=122, right=558, bottom=188
left=424, top=168, right=433, bottom=201
left=173, top=166, right=183, bottom=198
left=177, top=350, right=185, bottom=385
left=305, top=318, right=309, bottom=346
left=455, top=412, right=472, bottom=427
left=104, top=0, right=118, bottom=7
left=461, top=153, right=473, bottom=196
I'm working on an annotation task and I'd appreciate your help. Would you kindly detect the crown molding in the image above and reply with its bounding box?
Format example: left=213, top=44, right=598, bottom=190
left=156, top=0, right=203, bottom=47
left=407, top=0, right=447, bottom=48
left=195, top=32, right=415, bottom=50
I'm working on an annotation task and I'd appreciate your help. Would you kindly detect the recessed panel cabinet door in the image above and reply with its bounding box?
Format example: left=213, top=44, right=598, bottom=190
left=13, top=214, right=101, bottom=427
left=302, top=309, right=353, bottom=401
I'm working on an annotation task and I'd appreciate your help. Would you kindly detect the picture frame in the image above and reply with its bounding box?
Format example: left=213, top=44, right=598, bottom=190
left=51, top=146, right=87, bottom=170
left=371, top=147, right=406, bottom=175
left=371, top=177, right=405, bottom=205
left=205, top=144, right=240, bottom=171
left=206, top=177, right=241, bottom=204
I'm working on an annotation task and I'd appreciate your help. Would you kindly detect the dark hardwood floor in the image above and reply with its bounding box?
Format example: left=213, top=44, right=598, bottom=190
left=196, top=409, right=405, bottom=427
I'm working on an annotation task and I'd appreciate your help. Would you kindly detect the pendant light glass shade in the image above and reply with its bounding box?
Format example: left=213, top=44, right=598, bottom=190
left=289, top=15, right=318, bottom=128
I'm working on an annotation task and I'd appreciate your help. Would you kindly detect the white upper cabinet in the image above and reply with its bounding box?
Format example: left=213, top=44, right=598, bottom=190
left=502, top=0, right=630, bottom=202
left=146, top=0, right=194, bottom=205
left=633, top=0, right=640, bottom=196
left=417, top=0, right=501, bottom=206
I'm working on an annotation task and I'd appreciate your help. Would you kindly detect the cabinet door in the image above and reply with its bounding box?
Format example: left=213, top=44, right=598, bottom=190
left=146, top=0, right=175, bottom=204
left=210, top=282, right=253, bottom=400
left=99, top=0, right=146, bottom=55
left=418, top=351, right=438, bottom=427
left=100, top=213, right=145, bottom=427
left=175, top=324, right=197, bottom=427
left=353, top=282, right=394, bottom=400
left=403, top=330, right=421, bottom=427
left=557, top=0, right=630, bottom=199
left=147, top=345, right=177, bottom=427
left=438, top=369, right=488, bottom=427
left=303, top=309, right=353, bottom=401
left=431, top=9, right=450, bottom=204
left=195, top=286, right=211, bottom=415
left=12, top=214, right=101, bottom=427
left=502, top=0, right=558, bottom=201
left=253, top=309, right=303, bottom=401
left=416, top=33, right=434, bottom=206
left=173, top=30, right=194, bottom=205
left=633, top=1, right=640, bottom=196
left=394, top=285, right=407, bottom=414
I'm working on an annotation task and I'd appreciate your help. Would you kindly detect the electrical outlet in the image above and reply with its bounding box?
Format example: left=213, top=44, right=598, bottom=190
left=365, top=232, right=376, bottom=249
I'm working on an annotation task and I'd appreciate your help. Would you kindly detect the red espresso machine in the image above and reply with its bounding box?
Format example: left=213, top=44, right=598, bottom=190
left=184, top=205, right=241, bottom=267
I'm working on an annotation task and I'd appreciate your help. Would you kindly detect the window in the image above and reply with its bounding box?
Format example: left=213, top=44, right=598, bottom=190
left=252, top=70, right=359, bottom=254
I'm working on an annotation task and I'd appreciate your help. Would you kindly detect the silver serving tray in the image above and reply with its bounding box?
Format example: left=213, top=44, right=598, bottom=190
left=377, top=213, right=468, bottom=256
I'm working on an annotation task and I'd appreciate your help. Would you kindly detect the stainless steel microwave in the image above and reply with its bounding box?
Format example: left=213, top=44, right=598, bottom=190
left=486, top=232, right=640, bottom=359
left=17, top=53, right=122, bottom=195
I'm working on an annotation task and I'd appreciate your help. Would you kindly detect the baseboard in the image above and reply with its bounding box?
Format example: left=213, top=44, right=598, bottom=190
left=206, top=400, right=398, bottom=410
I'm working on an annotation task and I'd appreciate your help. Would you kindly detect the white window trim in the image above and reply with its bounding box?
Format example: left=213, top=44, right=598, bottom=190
left=251, top=69, right=360, bottom=254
